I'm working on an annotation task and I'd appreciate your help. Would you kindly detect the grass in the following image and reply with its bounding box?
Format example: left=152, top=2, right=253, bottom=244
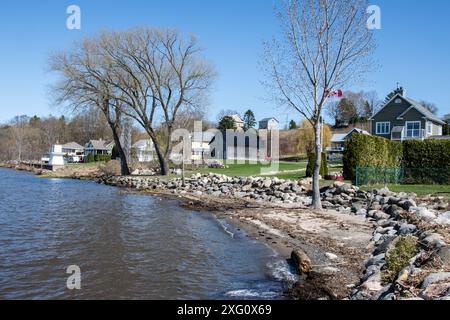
left=189, top=161, right=308, bottom=179
left=66, top=161, right=107, bottom=168
left=360, top=184, right=450, bottom=197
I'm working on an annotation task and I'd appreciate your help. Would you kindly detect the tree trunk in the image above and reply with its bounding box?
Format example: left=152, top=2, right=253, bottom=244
left=146, top=128, right=170, bottom=176
left=111, top=127, right=130, bottom=176
left=312, top=120, right=322, bottom=210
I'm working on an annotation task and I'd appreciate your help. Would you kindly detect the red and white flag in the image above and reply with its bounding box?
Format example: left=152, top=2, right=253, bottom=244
left=326, top=89, right=343, bottom=98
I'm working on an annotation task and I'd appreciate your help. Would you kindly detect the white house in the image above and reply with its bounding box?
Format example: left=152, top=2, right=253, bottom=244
left=132, top=139, right=155, bottom=162
left=230, top=114, right=245, bottom=131
left=259, top=117, right=279, bottom=131
left=191, top=132, right=215, bottom=161
left=62, top=142, right=84, bottom=163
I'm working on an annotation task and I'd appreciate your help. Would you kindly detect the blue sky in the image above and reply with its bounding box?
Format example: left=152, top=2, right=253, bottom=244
left=0, top=0, right=449, bottom=127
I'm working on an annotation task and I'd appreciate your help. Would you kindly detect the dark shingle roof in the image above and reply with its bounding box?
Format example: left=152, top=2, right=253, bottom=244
left=402, top=97, right=444, bottom=124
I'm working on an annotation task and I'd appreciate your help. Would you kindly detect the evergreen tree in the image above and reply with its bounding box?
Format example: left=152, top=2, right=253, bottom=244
left=243, top=109, right=256, bottom=131
left=289, top=120, right=298, bottom=130
left=218, top=116, right=236, bottom=130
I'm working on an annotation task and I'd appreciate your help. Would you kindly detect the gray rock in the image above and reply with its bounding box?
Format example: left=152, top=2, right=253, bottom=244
left=398, top=223, right=417, bottom=235
left=398, top=199, right=417, bottom=211
left=373, top=211, right=390, bottom=220
left=410, top=207, right=437, bottom=221
left=361, top=272, right=383, bottom=292
left=435, top=212, right=450, bottom=225
left=435, top=247, right=450, bottom=268
left=422, top=233, right=446, bottom=249
left=421, top=272, right=450, bottom=289
left=365, top=253, right=385, bottom=268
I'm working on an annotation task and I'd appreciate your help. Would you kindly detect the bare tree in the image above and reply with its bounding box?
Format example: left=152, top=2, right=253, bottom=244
left=96, top=28, right=215, bottom=175
left=10, top=115, right=30, bottom=161
left=263, top=0, right=375, bottom=209
left=49, top=39, right=131, bottom=175
left=419, top=100, right=438, bottom=115
left=362, top=90, right=381, bottom=116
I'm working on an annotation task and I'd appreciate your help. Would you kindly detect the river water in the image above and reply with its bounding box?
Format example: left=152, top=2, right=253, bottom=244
left=0, top=168, right=296, bottom=299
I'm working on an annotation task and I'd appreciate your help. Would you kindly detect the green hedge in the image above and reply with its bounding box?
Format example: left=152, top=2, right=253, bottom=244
left=402, top=139, right=450, bottom=184
left=345, top=136, right=450, bottom=184
left=343, top=134, right=402, bottom=182
left=306, top=152, right=328, bottom=178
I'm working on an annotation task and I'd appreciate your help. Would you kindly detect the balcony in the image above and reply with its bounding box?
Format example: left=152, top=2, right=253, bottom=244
left=392, top=127, right=427, bottom=141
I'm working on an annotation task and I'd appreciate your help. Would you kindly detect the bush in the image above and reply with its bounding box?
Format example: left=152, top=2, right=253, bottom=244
left=305, top=152, right=328, bottom=177
left=382, top=236, right=418, bottom=283
left=343, top=134, right=402, bottom=182
left=402, top=139, right=450, bottom=184
left=86, top=153, right=94, bottom=163
left=99, top=159, right=121, bottom=176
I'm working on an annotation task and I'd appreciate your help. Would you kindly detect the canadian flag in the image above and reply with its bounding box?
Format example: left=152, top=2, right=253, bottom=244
left=326, top=89, right=343, bottom=98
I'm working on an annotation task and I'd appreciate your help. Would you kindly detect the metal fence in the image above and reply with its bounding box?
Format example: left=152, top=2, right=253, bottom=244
left=355, top=167, right=450, bottom=186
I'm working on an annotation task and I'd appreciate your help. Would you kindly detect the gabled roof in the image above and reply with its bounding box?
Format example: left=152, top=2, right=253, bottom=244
left=331, top=128, right=370, bottom=143
left=62, top=142, right=84, bottom=150
left=259, top=117, right=279, bottom=123
left=331, top=134, right=347, bottom=143
left=86, top=140, right=113, bottom=150
left=396, top=97, right=444, bottom=124
left=369, top=93, right=444, bottom=124
left=132, top=139, right=153, bottom=149
left=230, top=114, right=244, bottom=123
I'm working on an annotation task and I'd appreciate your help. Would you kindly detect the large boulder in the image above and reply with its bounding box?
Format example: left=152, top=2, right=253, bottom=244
left=410, top=207, right=437, bottom=221
left=421, top=272, right=450, bottom=289
left=435, top=212, right=450, bottom=226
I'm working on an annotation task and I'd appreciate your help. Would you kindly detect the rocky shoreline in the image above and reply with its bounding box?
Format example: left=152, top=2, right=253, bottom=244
left=98, top=173, right=450, bottom=300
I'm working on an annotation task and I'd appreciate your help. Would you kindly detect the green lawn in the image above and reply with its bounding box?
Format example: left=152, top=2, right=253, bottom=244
left=66, top=161, right=107, bottom=168
left=189, top=161, right=308, bottom=179
left=360, top=184, right=450, bottom=197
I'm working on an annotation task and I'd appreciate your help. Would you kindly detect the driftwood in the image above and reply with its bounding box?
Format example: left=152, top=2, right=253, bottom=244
left=291, top=248, right=312, bottom=274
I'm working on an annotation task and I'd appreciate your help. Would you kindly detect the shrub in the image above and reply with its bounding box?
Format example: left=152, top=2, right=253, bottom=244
left=99, top=159, right=121, bottom=176
left=382, top=236, right=418, bottom=283
left=343, top=134, right=402, bottom=182
left=86, top=153, right=94, bottom=163
left=306, top=152, right=328, bottom=177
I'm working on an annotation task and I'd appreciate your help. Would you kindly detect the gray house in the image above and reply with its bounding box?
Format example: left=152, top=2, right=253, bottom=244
left=369, top=88, right=444, bottom=140
left=259, top=117, right=279, bottom=130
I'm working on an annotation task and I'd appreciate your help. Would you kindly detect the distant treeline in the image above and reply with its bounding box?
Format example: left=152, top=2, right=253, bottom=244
left=0, top=108, right=113, bottom=161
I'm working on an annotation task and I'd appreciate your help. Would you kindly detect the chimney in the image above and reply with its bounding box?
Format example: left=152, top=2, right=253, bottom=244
left=395, top=84, right=406, bottom=97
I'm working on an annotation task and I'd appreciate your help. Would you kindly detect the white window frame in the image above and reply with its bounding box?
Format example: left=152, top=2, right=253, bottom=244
left=426, top=122, right=433, bottom=135
left=376, top=122, right=391, bottom=135
left=405, top=121, right=421, bottom=138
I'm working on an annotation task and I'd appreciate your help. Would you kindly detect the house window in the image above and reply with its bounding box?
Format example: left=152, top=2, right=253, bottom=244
left=395, top=98, right=402, bottom=104
left=376, top=122, right=390, bottom=135
left=427, top=122, right=433, bottom=135
left=406, top=121, right=421, bottom=138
